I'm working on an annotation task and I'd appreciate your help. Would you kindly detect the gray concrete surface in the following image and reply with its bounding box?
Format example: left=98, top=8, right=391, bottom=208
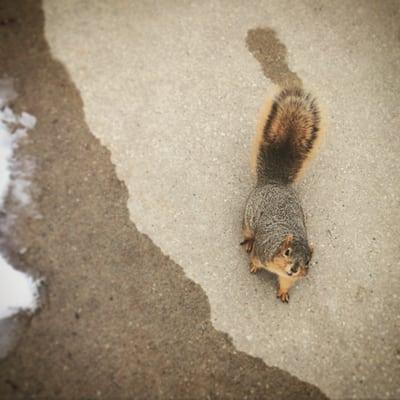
left=42, top=1, right=400, bottom=398
left=0, top=0, right=399, bottom=399
left=0, top=2, right=327, bottom=398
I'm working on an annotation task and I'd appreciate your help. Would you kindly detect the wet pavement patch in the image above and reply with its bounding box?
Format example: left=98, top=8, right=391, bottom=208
left=0, top=1, right=327, bottom=398
left=246, top=27, right=302, bottom=87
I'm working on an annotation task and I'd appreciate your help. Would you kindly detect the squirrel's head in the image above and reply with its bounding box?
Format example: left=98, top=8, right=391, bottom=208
left=272, top=234, right=313, bottom=278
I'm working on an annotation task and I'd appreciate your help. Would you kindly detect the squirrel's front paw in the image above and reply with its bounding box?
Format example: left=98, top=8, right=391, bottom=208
left=249, top=262, right=261, bottom=273
left=277, top=290, right=290, bottom=303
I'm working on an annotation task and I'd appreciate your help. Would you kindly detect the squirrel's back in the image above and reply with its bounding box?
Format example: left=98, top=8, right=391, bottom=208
left=252, top=87, right=324, bottom=185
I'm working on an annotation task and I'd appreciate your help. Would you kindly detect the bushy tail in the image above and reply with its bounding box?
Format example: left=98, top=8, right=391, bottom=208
left=252, top=87, right=324, bottom=184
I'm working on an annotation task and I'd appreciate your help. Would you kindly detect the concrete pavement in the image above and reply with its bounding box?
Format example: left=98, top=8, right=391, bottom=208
left=0, top=1, right=327, bottom=399
left=0, top=0, right=399, bottom=399
left=42, top=0, right=400, bottom=398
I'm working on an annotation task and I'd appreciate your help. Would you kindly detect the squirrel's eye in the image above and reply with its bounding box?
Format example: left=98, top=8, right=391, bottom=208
left=284, top=249, right=291, bottom=257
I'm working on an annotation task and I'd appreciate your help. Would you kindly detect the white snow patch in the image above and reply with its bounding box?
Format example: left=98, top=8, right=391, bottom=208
left=0, top=79, right=17, bottom=108
left=1, top=107, right=17, bottom=124
left=0, top=254, right=39, bottom=319
left=11, top=177, right=32, bottom=208
left=19, top=112, right=37, bottom=130
left=0, top=78, right=40, bottom=320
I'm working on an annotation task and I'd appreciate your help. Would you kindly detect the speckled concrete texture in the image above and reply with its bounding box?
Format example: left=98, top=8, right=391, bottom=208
left=0, top=2, right=328, bottom=398
left=41, top=0, right=400, bottom=398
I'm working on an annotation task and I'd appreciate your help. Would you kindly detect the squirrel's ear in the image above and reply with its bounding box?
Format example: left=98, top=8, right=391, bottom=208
left=283, top=234, right=293, bottom=248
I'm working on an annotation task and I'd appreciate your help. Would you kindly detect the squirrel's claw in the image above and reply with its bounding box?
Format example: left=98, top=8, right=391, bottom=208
left=249, top=262, right=260, bottom=273
left=240, top=238, right=254, bottom=253
left=277, top=290, right=290, bottom=303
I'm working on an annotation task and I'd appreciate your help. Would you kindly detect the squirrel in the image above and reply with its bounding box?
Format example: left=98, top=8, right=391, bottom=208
left=241, top=86, right=324, bottom=303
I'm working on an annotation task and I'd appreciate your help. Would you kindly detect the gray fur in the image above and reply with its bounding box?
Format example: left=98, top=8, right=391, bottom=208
left=243, top=184, right=311, bottom=265
left=244, top=183, right=308, bottom=264
left=243, top=87, right=320, bottom=269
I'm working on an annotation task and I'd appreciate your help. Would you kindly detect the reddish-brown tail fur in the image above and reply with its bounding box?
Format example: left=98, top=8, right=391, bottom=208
left=252, top=87, right=324, bottom=184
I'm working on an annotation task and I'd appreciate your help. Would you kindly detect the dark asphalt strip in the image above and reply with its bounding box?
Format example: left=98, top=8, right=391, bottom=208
left=0, top=1, right=327, bottom=399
